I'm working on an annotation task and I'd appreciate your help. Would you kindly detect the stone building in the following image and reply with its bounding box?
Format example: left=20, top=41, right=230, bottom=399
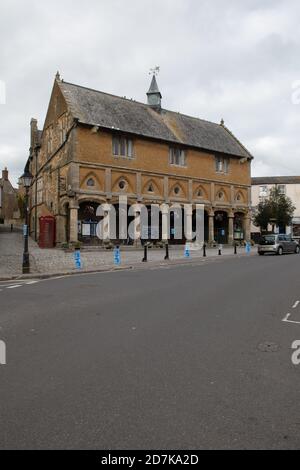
left=25, top=73, right=253, bottom=246
left=0, top=167, right=19, bottom=225
left=251, top=176, right=300, bottom=239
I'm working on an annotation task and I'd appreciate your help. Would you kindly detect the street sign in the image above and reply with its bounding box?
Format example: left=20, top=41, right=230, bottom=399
left=74, top=250, right=82, bottom=269
left=184, top=243, right=191, bottom=258
left=114, top=247, right=121, bottom=266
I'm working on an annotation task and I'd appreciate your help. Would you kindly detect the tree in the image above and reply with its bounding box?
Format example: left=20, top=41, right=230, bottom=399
left=253, top=187, right=295, bottom=232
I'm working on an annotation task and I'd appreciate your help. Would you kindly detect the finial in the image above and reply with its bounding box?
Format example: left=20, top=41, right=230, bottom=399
left=149, top=66, right=160, bottom=76
left=220, top=118, right=225, bottom=126
left=55, top=71, right=61, bottom=81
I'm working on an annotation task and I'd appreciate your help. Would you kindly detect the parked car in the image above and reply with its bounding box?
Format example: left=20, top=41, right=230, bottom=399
left=258, top=234, right=300, bottom=256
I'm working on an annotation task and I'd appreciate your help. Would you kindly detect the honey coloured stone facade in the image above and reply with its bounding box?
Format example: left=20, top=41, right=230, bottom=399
left=25, top=73, right=253, bottom=246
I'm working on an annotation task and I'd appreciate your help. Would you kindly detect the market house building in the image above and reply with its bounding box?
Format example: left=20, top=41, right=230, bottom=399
left=251, top=176, right=300, bottom=240
left=25, top=73, right=253, bottom=246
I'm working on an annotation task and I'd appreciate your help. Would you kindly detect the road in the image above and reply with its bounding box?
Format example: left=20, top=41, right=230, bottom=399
left=0, top=254, right=300, bottom=449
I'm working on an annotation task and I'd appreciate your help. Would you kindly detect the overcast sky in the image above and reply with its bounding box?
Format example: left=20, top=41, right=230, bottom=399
left=1, top=0, right=300, bottom=185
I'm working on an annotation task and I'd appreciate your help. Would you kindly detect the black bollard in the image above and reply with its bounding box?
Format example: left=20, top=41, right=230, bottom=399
left=218, top=245, right=222, bottom=256
left=164, top=243, right=169, bottom=261
left=203, top=243, right=207, bottom=257
left=234, top=243, right=237, bottom=255
left=142, top=244, right=148, bottom=262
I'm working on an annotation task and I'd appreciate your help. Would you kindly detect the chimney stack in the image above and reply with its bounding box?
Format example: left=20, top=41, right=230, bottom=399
left=30, top=118, right=38, bottom=150
left=2, top=167, right=8, bottom=181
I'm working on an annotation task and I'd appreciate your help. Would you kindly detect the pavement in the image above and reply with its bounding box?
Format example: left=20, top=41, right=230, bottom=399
left=0, top=253, right=300, bottom=449
left=0, top=225, right=254, bottom=280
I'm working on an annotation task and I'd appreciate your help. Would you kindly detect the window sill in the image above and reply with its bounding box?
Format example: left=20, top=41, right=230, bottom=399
left=169, top=164, right=187, bottom=168
left=113, top=155, right=135, bottom=161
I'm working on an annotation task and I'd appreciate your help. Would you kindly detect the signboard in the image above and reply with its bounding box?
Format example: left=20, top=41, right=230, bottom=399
left=82, top=224, right=91, bottom=236
left=23, top=225, right=28, bottom=237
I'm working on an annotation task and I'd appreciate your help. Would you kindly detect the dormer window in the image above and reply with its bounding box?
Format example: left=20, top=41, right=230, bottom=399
left=112, top=135, right=134, bottom=158
left=169, top=148, right=186, bottom=167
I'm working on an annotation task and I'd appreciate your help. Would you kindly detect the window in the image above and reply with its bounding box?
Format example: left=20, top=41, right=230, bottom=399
left=169, top=148, right=186, bottom=167
left=217, top=191, right=224, bottom=200
left=259, top=186, right=268, bottom=198
left=112, top=135, right=134, bottom=158
left=174, top=186, right=181, bottom=195
left=215, top=156, right=229, bottom=173
left=87, top=178, right=95, bottom=187
left=277, top=184, right=286, bottom=195
left=197, top=189, right=203, bottom=198
left=148, top=183, right=154, bottom=193
left=118, top=180, right=126, bottom=190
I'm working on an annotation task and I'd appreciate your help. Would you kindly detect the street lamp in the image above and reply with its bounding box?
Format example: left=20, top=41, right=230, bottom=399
left=20, top=170, right=33, bottom=274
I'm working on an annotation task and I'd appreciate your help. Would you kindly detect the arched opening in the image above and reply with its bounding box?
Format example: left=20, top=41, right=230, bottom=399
left=78, top=201, right=102, bottom=245
left=234, top=212, right=245, bottom=241
left=214, top=211, right=229, bottom=244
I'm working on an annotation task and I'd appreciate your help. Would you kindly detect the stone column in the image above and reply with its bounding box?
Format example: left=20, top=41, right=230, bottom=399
left=228, top=212, right=234, bottom=245
left=69, top=203, right=79, bottom=243
left=105, top=168, right=112, bottom=199
left=136, top=172, right=142, bottom=201
left=244, top=215, right=251, bottom=242
left=164, top=176, right=169, bottom=203
left=208, top=211, right=215, bottom=243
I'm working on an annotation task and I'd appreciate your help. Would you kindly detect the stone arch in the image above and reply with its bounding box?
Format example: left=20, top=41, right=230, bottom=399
left=112, top=176, right=134, bottom=194
left=194, top=184, right=208, bottom=200
left=169, top=182, right=186, bottom=199
left=142, top=179, right=160, bottom=195
left=216, top=187, right=229, bottom=202
left=81, top=172, right=102, bottom=190
left=235, top=190, right=245, bottom=203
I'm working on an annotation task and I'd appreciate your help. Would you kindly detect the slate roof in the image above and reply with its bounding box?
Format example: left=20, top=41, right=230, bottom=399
left=252, top=176, right=300, bottom=185
left=58, top=80, right=252, bottom=159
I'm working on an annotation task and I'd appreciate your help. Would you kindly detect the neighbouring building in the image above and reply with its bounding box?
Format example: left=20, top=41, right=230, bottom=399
left=0, top=167, right=20, bottom=225
left=251, top=176, right=300, bottom=240
left=25, top=72, right=253, bottom=246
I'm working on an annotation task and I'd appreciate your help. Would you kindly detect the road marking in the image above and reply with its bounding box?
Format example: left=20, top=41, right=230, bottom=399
left=25, top=281, right=39, bottom=285
left=283, top=313, right=291, bottom=322
left=283, top=319, right=300, bottom=325
left=6, top=285, right=22, bottom=289
left=292, top=301, right=300, bottom=309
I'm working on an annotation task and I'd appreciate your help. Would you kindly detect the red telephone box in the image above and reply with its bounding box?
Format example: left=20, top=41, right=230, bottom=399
left=39, top=216, right=56, bottom=248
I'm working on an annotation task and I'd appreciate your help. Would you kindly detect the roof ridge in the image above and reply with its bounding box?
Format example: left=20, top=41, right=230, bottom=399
left=60, top=80, right=147, bottom=107
left=60, top=80, right=223, bottom=127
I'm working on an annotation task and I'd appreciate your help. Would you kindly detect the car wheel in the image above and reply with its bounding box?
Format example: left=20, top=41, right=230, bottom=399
left=277, top=247, right=283, bottom=256
left=295, top=246, right=300, bottom=254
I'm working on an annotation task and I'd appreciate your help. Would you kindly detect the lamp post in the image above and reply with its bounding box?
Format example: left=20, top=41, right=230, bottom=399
left=20, top=170, right=33, bottom=274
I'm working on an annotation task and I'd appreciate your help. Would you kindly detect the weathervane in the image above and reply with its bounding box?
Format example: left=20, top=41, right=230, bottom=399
left=149, top=66, right=160, bottom=76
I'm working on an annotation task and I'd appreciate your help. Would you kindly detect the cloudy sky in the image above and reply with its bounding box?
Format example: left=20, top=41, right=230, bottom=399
left=1, top=0, right=300, bottom=185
